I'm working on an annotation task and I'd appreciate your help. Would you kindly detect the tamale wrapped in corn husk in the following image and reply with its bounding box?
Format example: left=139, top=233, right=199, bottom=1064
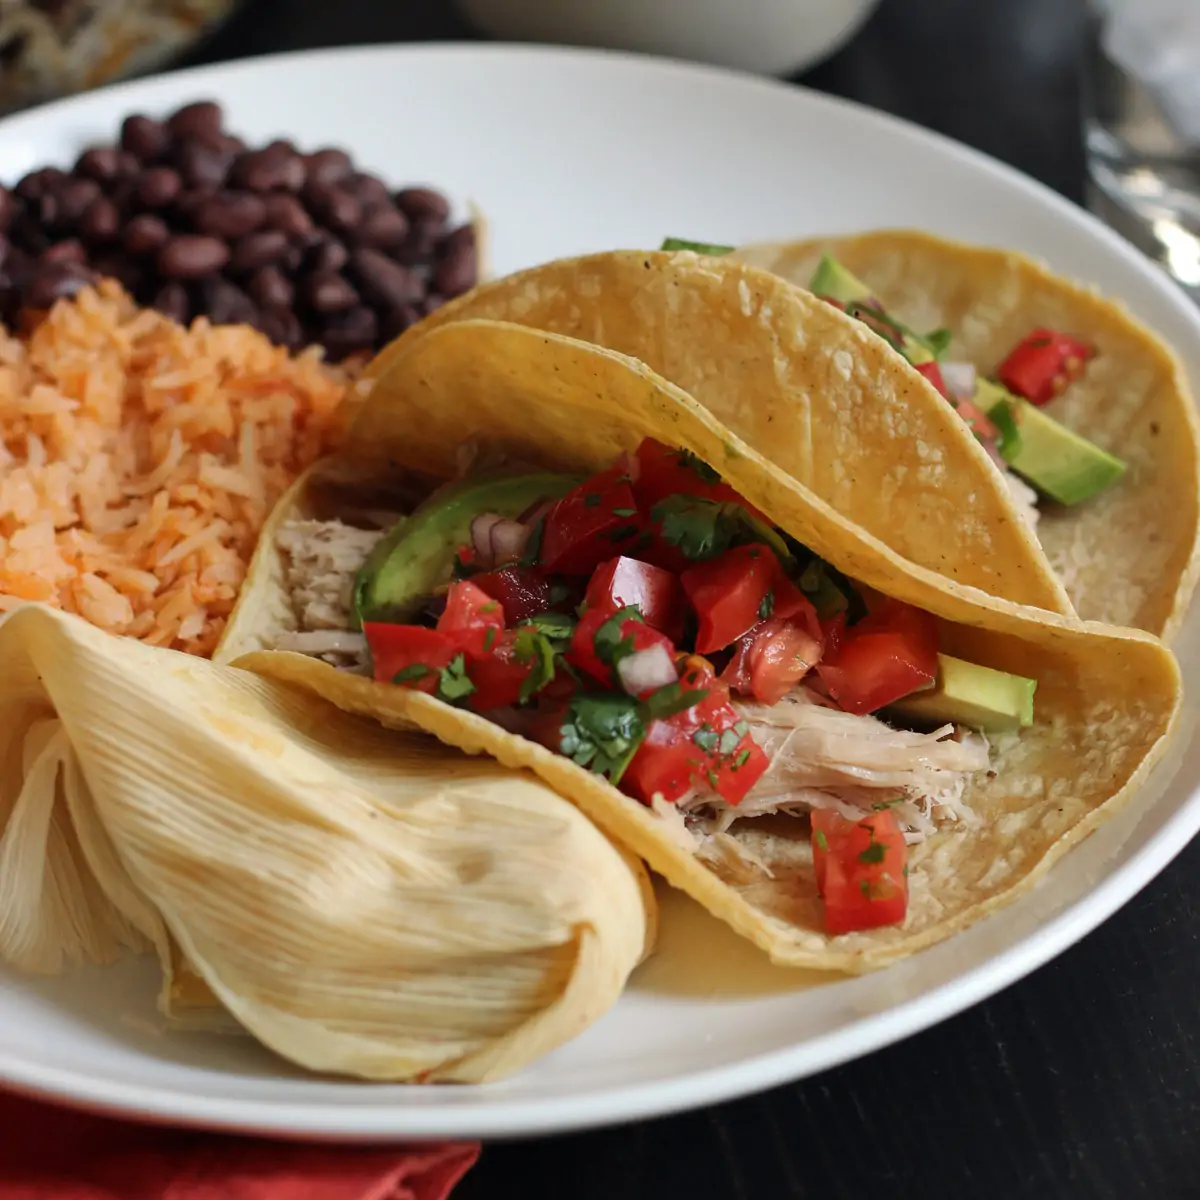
left=0, top=604, right=654, bottom=1082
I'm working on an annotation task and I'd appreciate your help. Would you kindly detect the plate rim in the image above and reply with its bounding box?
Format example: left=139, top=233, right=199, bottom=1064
left=1, top=39, right=1198, bottom=1141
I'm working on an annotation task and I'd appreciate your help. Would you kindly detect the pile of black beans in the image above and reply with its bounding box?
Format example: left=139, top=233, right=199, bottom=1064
left=0, top=100, right=477, bottom=360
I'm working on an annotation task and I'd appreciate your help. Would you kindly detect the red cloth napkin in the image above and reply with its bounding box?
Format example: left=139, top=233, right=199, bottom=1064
left=0, top=1091, right=480, bottom=1200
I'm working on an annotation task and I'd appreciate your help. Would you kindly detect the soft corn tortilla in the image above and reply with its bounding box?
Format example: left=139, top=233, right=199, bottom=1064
left=221, top=320, right=1182, bottom=973
left=362, top=249, right=1071, bottom=618
left=0, top=603, right=654, bottom=1082
left=728, top=230, right=1200, bottom=638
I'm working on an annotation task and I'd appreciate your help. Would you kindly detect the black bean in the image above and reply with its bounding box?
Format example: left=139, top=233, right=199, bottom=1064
left=304, top=234, right=348, bottom=274
left=303, top=148, right=353, bottom=185
left=26, top=261, right=95, bottom=308
left=157, top=234, right=229, bottom=278
left=11, top=214, right=51, bottom=255
left=231, top=143, right=305, bottom=192
left=120, top=114, right=170, bottom=162
left=303, top=182, right=362, bottom=233
left=92, top=253, right=143, bottom=293
left=301, top=270, right=359, bottom=313
left=261, top=192, right=313, bottom=237
left=176, top=140, right=233, bottom=189
left=246, top=265, right=293, bottom=309
left=53, top=178, right=100, bottom=227
left=353, top=204, right=408, bottom=249
left=320, top=305, right=378, bottom=360
left=18, top=166, right=66, bottom=199
left=78, top=197, right=120, bottom=244
left=107, top=180, right=137, bottom=216
left=0, top=236, right=11, bottom=270
left=257, top=305, right=303, bottom=350
left=136, top=167, right=182, bottom=210
left=393, top=223, right=439, bottom=266
left=344, top=172, right=390, bottom=207
left=166, top=101, right=224, bottom=143
left=351, top=247, right=423, bottom=308
left=434, top=224, right=477, bottom=297
left=191, top=191, right=266, bottom=239
left=40, top=239, right=87, bottom=265
left=123, top=214, right=170, bottom=256
left=381, top=304, right=422, bottom=342
left=198, top=276, right=258, bottom=325
left=395, top=186, right=451, bottom=225
left=281, top=243, right=305, bottom=273
left=115, top=151, right=141, bottom=180
left=229, top=229, right=288, bottom=273
left=152, top=281, right=190, bottom=323
left=0, top=187, right=15, bottom=233
left=74, top=148, right=120, bottom=182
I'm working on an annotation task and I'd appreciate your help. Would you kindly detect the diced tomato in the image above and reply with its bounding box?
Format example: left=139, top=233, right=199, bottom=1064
left=586, top=556, right=683, bottom=640
left=631, top=438, right=758, bottom=515
left=364, top=623, right=460, bottom=690
left=473, top=565, right=554, bottom=624
left=435, top=580, right=505, bottom=655
left=567, top=607, right=676, bottom=688
left=722, top=617, right=823, bottom=704
left=539, top=464, right=646, bottom=575
left=681, top=543, right=778, bottom=653
left=816, top=809, right=909, bottom=934
left=466, top=630, right=533, bottom=711
left=912, top=360, right=950, bottom=399
left=816, top=599, right=938, bottom=715
left=455, top=544, right=475, bottom=567
left=951, top=397, right=1000, bottom=442
left=622, top=719, right=699, bottom=804
left=995, top=327, right=1095, bottom=406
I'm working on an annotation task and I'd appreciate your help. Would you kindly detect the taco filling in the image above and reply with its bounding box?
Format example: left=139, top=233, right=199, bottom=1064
left=267, top=437, right=1039, bottom=938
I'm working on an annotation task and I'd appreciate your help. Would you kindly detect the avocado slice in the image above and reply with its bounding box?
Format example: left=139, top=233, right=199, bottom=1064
left=978, top=380, right=1127, bottom=506
left=809, top=254, right=873, bottom=308
left=888, top=653, right=1036, bottom=734
left=354, top=472, right=580, bottom=624
left=660, top=237, right=734, bottom=255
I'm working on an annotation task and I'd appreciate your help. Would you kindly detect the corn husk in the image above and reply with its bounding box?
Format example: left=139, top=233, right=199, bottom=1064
left=0, top=603, right=653, bottom=1081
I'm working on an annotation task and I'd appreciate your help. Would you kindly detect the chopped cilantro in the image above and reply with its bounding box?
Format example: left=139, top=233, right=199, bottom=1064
left=594, top=605, right=643, bottom=668
left=643, top=682, right=707, bottom=721
left=717, top=727, right=741, bottom=756
left=759, top=589, right=775, bottom=620
left=732, top=747, right=751, bottom=769
left=483, top=627, right=497, bottom=652
left=652, top=496, right=740, bottom=560
left=435, top=654, right=475, bottom=704
left=611, top=506, right=638, bottom=518
left=584, top=492, right=602, bottom=507
left=857, top=841, right=886, bottom=865
left=394, top=663, right=432, bottom=684
left=523, top=610, right=576, bottom=646
left=924, top=327, right=953, bottom=359
left=814, top=829, right=828, bottom=852
left=559, top=693, right=646, bottom=783
left=859, top=878, right=873, bottom=898
left=692, top=726, right=719, bottom=753
left=513, top=627, right=557, bottom=702
left=989, top=396, right=1023, bottom=460
left=678, top=449, right=721, bottom=484
left=705, top=769, right=720, bottom=789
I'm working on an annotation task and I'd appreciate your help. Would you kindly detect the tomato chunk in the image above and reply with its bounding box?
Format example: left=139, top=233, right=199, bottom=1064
left=436, top=580, right=505, bottom=655
left=951, top=397, right=1000, bottom=442
left=568, top=607, right=675, bottom=689
left=722, top=617, right=824, bottom=704
left=814, top=809, right=909, bottom=934
left=681, top=543, right=778, bottom=653
left=816, top=599, right=938, bottom=715
left=539, top=464, right=645, bottom=575
left=472, top=565, right=554, bottom=624
left=912, top=360, right=950, bottom=399
left=995, top=327, right=1095, bottom=406
left=364, top=623, right=460, bottom=690
left=586, top=556, right=683, bottom=640
left=467, top=629, right=534, bottom=711
left=633, top=438, right=765, bottom=520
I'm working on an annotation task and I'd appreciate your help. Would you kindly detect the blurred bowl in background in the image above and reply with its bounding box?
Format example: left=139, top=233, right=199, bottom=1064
left=455, top=0, right=881, bottom=76
left=0, top=0, right=245, bottom=115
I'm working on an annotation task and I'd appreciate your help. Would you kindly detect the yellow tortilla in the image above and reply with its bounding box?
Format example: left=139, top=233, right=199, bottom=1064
left=0, top=603, right=654, bottom=1082
left=222, top=319, right=1182, bottom=973
left=729, top=230, right=1200, bottom=638
left=362, top=249, right=1072, bottom=617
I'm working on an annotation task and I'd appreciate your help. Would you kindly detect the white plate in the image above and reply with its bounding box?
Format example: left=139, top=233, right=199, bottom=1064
left=1, top=43, right=1199, bottom=1142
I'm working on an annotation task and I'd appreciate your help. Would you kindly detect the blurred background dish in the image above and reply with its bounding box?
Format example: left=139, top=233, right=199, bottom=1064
left=454, top=0, right=881, bottom=75
left=0, top=0, right=243, bottom=114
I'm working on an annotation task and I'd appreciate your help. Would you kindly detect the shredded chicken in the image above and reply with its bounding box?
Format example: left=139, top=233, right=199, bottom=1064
left=678, top=689, right=990, bottom=842
left=273, top=519, right=384, bottom=669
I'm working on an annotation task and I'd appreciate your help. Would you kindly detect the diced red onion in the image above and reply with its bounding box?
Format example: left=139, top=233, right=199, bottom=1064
left=489, top=518, right=530, bottom=566
left=617, top=644, right=678, bottom=696
left=470, top=512, right=504, bottom=564
left=940, top=360, right=977, bottom=400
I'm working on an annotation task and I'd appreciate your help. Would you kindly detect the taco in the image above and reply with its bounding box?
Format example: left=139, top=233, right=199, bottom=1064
left=219, top=319, right=1181, bottom=973
left=0, top=603, right=654, bottom=1082
left=725, top=230, right=1200, bottom=638
left=361, top=249, right=1074, bottom=619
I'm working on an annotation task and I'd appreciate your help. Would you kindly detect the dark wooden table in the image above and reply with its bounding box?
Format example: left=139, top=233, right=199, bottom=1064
left=191, top=1, right=1200, bottom=1195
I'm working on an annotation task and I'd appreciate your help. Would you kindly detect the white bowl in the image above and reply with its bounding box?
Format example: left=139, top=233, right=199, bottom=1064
left=455, top=0, right=882, bottom=75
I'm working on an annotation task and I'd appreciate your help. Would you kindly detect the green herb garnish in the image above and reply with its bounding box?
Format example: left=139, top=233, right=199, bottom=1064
left=394, top=663, right=432, bottom=684
left=857, top=841, right=886, bottom=865
left=643, top=682, right=707, bottom=721
left=651, top=496, right=740, bottom=560
left=593, top=605, right=643, bottom=668
left=483, top=626, right=497, bottom=652
left=988, top=396, right=1023, bottom=460
left=814, top=829, right=828, bottom=852
left=559, top=693, right=647, bottom=783
left=611, top=506, right=638, bottom=518
left=758, top=589, right=775, bottom=620
left=435, top=654, right=476, bottom=703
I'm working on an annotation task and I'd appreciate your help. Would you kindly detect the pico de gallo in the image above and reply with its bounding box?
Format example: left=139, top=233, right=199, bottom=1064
left=285, top=437, right=1036, bottom=938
